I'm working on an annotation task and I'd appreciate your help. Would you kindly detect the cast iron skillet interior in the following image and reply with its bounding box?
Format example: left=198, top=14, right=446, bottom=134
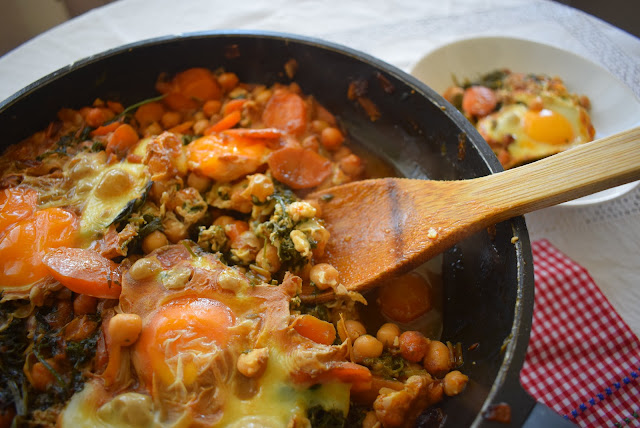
left=0, top=31, right=536, bottom=427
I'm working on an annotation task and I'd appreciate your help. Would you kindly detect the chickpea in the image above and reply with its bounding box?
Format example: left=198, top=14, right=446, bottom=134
left=362, top=411, right=379, bottom=428
left=129, top=257, right=162, bottom=280
left=332, top=146, right=352, bottom=161
left=245, top=174, right=274, bottom=203
left=255, top=89, right=272, bottom=105
left=213, top=215, right=235, bottom=227
left=376, top=323, right=401, bottom=348
left=73, top=294, right=98, bottom=315
left=142, top=230, right=169, bottom=254
left=162, top=214, right=189, bottom=243
left=339, top=154, right=364, bottom=176
left=161, top=111, right=182, bottom=129
left=203, top=99, right=222, bottom=117
left=218, top=72, right=239, bottom=91
left=309, top=263, right=339, bottom=290
left=343, top=320, right=367, bottom=342
left=398, top=331, right=429, bottom=363
left=187, top=172, right=212, bottom=194
left=193, top=119, right=210, bottom=135
left=108, top=313, right=142, bottom=346
left=423, top=340, right=452, bottom=378
left=311, top=119, right=329, bottom=133
left=353, top=334, right=384, bottom=363
left=443, top=371, right=469, bottom=396
left=256, top=243, right=281, bottom=273
left=95, top=169, right=132, bottom=199
left=442, top=86, right=464, bottom=106
left=144, top=121, right=163, bottom=137
left=301, top=135, right=320, bottom=152
left=320, top=127, right=345, bottom=151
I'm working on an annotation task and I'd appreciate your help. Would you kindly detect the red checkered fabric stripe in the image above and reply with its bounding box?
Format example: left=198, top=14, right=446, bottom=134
left=520, top=239, right=640, bottom=427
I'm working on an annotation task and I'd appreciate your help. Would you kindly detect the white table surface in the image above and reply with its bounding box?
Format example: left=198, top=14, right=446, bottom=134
left=1, top=0, right=639, bottom=335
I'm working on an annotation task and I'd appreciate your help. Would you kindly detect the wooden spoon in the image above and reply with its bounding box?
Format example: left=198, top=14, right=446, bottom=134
left=302, top=126, right=640, bottom=302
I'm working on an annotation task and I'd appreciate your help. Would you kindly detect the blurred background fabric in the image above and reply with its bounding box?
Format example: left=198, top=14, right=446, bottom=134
left=0, top=0, right=638, bottom=58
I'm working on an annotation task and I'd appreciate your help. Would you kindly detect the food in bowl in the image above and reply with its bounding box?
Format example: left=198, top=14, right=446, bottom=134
left=0, top=65, right=468, bottom=427
left=443, top=69, right=595, bottom=169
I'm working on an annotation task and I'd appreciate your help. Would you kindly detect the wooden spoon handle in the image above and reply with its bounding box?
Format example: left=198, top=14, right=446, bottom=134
left=475, top=125, right=640, bottom=221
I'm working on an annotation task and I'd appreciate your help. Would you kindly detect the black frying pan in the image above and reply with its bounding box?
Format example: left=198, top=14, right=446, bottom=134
left=0, top=31, right=576, bottom=427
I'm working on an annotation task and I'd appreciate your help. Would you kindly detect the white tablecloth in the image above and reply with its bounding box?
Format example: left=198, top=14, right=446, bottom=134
left=1, top=0, right=639, bottom=334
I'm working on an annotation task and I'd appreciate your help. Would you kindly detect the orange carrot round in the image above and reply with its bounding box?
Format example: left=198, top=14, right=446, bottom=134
left=268, top=146, right=331, bottom=189
left=85, top=107, right=115, bottom=128
left=90, top=121, right=121, bottom=137
left=134, top=102, right=165, bottom=128
left=293, top=314, right=337, bottom=345
left=262, top=89, right=308, bottom=135
left=205, top=111, right=241, bottom=134
left=223, top=99, right=246, bottom=116
left=106, top=123, right=140, bottom=155
left=462, top=86, right=497, bottom=117
left=43, top=247, right=122, bottom=299
left=167, top=120, right=195, bottom=135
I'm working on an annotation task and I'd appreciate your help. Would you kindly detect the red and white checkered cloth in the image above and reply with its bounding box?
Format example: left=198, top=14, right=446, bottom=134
left=521, top=239, right=640, bottom=427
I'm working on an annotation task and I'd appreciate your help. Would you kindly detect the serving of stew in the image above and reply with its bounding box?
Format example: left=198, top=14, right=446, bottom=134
left=0, top=64, right=468, bottom=427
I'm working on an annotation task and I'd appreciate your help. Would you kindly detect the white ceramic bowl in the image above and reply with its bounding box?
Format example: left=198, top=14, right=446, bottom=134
left=411, top=36, right=640, bottom=206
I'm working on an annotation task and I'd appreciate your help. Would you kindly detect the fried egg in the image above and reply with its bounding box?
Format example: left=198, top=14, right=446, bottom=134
left=60, top=244, right=352, bottom=428
left=476, top=91, right=595, bottom=169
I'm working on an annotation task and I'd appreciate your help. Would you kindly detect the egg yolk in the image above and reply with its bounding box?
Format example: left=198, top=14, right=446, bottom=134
left=135, top=297, right=236, bottom=387
left=0, top=187, right=38, bottom=237
left=187, top=134, right=268, bottom=182
left=523, top=108, right=574, bottom=145
left=0, top=208, right=78, bottom=289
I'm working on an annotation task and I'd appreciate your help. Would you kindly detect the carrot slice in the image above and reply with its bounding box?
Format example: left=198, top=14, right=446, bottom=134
left=168, top=120, right=195, bottom=135
left=205, top=111, right=241, bottom=134
left=223, top=128, right=283, bottom=140
left=174, top=68, right=222, bottom=101
left=43, top=247, right=122, bottom=299
left=268, top=146, right=331, bottom=189
left=262, top=89, right=308, bottom=135
left=462, top=86, right=497, bottom=117
left=163, top=92, right=197, bottom=111
left=90, top=121, right=121, bottom=137
left=223, top=99, right=246, bottom=116
left=85, top=107, right=115, bottom=128
left=161, top=68, right=222, bottom=111
left=106, top=123, right=140, bottom=155
left=292, top=361, right=372, bottom=389
left=293, top=314, right=336, bottom=345
left=134, top=102, right=165, bottom=128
